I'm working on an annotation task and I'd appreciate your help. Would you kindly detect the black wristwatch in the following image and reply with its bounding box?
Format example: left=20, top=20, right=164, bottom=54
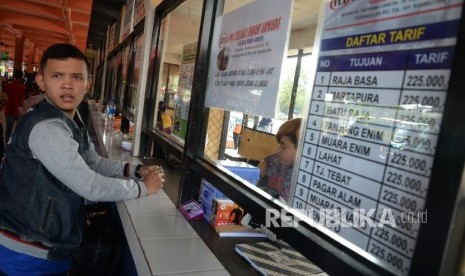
left=135, top=164, right=143, bottom=178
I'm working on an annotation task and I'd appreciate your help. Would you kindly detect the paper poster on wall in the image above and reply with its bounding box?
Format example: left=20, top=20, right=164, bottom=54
left=108, top=22, right=116, bottom=52
left=122, top=0, right=134, bottom=41
left=116, top=5, right=126, bottom=45
left=291, top=1, right=463, bottom=275
left=205, top=0, right=292, bottom=117
left=174, top=42, right=197, bottom=140
left=134, top=0, right=145, bottom=26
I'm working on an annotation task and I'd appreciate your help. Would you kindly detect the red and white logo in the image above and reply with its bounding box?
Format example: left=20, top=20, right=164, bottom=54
left=219, top=33, right=229, bottom=48
left=329, top=0, right=353, bottom=10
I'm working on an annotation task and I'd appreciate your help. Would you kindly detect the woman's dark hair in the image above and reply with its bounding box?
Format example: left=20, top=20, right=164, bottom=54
left=40, top=43, right=90, bottom=73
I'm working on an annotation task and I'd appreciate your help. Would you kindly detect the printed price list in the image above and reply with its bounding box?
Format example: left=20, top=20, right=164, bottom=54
left=293, top=47, right=453, bottom=275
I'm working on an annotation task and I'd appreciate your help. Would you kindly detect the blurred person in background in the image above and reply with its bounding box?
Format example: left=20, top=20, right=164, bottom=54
left=157, top=101, right=172, bottom=134
left=4, top=69, right=26, bottom=141
left=233, top=120, right=242, bottom=150
left=0, top=90, right=7, bottom=158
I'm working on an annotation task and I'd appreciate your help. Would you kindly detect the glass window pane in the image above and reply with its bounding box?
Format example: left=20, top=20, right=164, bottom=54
left=203, top=0, right=322, bottom=206
left=128, top=32, right=144, bottom=118
left=152, top=0, right=202, bottom=144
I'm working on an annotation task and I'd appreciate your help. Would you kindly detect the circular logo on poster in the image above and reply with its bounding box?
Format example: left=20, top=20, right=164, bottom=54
left=217, top=47, right=230, bottom=71
left=219, top=33, right=229, bottom=48
left=329, top=0, right=352, bottom=10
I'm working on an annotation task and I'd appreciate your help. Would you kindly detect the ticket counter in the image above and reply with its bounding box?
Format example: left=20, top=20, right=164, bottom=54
left=86, top=103, right=232, bottom=275
left=91, top=0, right=465, bottom=275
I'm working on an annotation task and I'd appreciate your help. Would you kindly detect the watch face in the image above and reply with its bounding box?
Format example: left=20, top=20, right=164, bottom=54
left=136, top=164, right=143, bottom=177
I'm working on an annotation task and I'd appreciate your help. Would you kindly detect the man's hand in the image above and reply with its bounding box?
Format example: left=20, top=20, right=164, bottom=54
left=139, top=165, right=163, bottom=178
left=143, top=168, right=165, bottom=195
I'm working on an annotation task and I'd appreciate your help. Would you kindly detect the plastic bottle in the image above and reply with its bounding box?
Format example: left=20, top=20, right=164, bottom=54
left=105, top=104, right=110, bottom=126
left=106, top=99, right=116, bottom=127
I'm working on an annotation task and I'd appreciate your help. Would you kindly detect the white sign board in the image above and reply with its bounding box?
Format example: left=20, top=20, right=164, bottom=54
left=292, top=1, right=464, bottom=275
left=205, top=0, right=292, bottom=117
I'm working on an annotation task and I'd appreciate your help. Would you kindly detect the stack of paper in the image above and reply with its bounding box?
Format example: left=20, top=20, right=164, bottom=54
left=235, top=240, right=327, bottom=276
left=215, top=224, right=268, bottom=238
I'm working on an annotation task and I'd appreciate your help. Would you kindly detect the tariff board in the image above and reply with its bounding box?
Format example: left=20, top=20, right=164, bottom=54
left=291, top=1, right=464, bottom=275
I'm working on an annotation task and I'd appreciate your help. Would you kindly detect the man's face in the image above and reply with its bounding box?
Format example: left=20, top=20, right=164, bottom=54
left=36, top=58, right=91, bottom=118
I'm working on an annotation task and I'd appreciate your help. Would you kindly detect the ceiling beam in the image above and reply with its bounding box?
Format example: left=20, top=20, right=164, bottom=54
left=59, top=0, right=74, bottom=44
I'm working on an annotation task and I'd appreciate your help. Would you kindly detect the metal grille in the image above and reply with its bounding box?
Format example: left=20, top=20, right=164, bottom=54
left=204, top=108, right=225, bottom=160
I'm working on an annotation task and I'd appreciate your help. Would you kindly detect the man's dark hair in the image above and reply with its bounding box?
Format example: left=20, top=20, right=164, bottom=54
left=158, top=101, right=167, bottom=112
left=40, top=43, right=90, bottom=74
left=13, top=69, right=23, bottom=80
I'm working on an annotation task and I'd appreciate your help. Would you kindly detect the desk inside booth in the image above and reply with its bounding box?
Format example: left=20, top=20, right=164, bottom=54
left=224, top=149, right=248, bottom=162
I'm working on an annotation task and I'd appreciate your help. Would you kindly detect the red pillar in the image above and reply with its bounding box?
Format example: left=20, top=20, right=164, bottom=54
left=14, top=36, right=24, bottom=71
